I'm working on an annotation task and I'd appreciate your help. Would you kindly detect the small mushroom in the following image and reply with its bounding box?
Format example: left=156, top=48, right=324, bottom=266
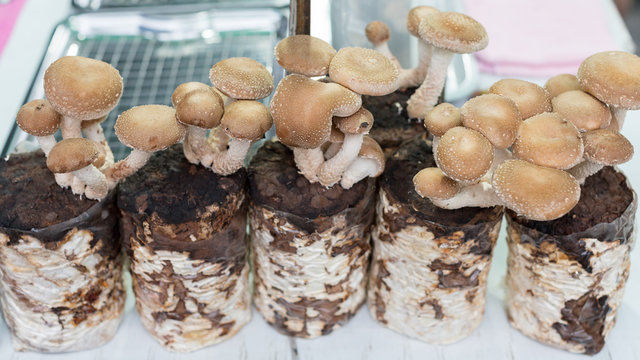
left=413, top=167, right=459, bottom=200
left=424, top=102, right=461, bottom=136
left=209, top=57, right=274, bottom=106
left=44, top=56, right=123, bottom=139
left=108, top=105, right=186, bottom=187
left=582, top=129, right=634, bottom=165
left=275, top=35, right=337, bottom=77
left=365, top=21, right=398, bottom=67
left=544, top=74, right=581, bottom=98
left=489, top=79, right=551, bottom=120
left=172, top=81, right=217, bottom=106
left=407, top=11, right=488, bottom=119
left=46, top=138, right=108, bottom=200
left=81, top=114, right=113, bottom=170
left=16, top=99, right=61, bottom=156
left=340, top=135, right=385, bottom=189
left=577, top=51, right=640, bottom=131
left=551, top=90, right=611, bottom=131
left=328, top=47, right=399, bottom=96
left=460, top=93, right=522, bottom=149
left=436, top=126, right=493, bottom=183
left=492, top=159, right=580, bottom=221
left=512, top=112, right=583, bottom=169
left=397, top=6, right=441, bottom=88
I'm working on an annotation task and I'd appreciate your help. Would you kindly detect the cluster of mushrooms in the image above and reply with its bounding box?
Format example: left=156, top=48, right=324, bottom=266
left=270, top=35, right=397, bottom=188
left=413, top=51, right=637, bottom=221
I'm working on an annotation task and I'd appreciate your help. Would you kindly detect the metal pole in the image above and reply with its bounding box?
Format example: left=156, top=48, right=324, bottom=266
left=289, top=0, right=311, bottom=36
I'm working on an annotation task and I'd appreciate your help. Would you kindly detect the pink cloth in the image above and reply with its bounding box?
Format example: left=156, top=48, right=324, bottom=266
left=464, top=0, right=619, bottom=77
left=0, top=0, right=27, bottom=59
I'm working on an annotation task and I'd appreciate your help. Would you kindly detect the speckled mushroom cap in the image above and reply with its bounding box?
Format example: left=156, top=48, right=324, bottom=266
left=175, top=89, right=224, bottom=129
left=406, top=6, right=439, bottom=37
left=46, top=138, right=99, bottom=173
left=413, top=167, right=459, bottom=200
left=16, top=99, right=62, bottom=136
left=358, top=135, right=385, bottom=177
left=275, top=35, right=337, bottom=77
left=81, top=115, right=108, bottom=130
left=221, top=100, right=273, bottom=141
left=544, top=74, right=581, bottom=98
left=582, top=129, right=634, bottom=165
left=460, top=93, right=521, bottom=149
left=424, top=102, right=461, bottom=137
left=489, top=79, right=551, bottom=119
left=209, top=57, right=274, bottom=100
left=419, top=11, right=488, bottom=54
left=44, top=56, right=123, bottom=120
left=333, top=107, right=374, bottom=135
left=271, top=74, right=361, bottom=149
left=551, top=90, right=611, bottom=131
left=171, top=82, right=212, bottom=107
left=365, top=21, right=391, bottom=45
left=578, top=51, right=640, bottom=109
left=436, top=126, right=493, bottom=182
left=512, top=112, right=583, bottom=170
left=328, top=47, right=399, bottom=96
left=115, top=105, right=186, bottom=152
left=493, top=159, right=580, bottom=221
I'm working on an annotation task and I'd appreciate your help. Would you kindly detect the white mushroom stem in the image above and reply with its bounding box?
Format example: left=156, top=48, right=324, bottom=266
left=340, top=157, right=378, bottom=189
left=73, top=165, right=108, bottom=200
left=397, top=41, right=433, bottom=89
left=324, top=142, right=342, bottom=160
left=54, top=173, right=73, bottom=188
left=431, top=181, right=502, bottom=209
left=83, top=122, right=114, bottom=169
left=183, top=127, right=211, bottom=165
left=208, top=126, right=230, bottom=153
left=107, top=149, right=151, bottom=188
left=71, top=176, right=85, bottom=196
left=406, top=48, right=454, bottom=119
left=293, top=147, right=324, bottom=183
left=567, top=160, right=604, bottom=184
left=61, top=115, right=83, bottom=139
left=207, top=138, right=252, bottom=176
left=607, top=107, right=627, bottom=132
left=182, top=135, right=199, bottom=164
left=317, top=133, right=364, bottom=187
left=37, top=135, right=57, bottom=156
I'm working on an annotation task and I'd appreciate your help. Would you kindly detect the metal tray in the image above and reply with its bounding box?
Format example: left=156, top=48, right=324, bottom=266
left=2, top=6, right=286, bottom=159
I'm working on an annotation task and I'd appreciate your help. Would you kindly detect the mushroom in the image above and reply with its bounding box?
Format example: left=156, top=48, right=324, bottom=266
left=512, top=112, right=583, bottom=169
left=205, top=100, right=272, bottom=175
left=407, top=11, right=488, bottom=119
left=436, top=126, right=493, bottom=183
left=489, top=79, right=551, bottom=120
left=323, top=124, right=345, bottom=160
left=460, top=93, right=521, bottom=149
left=46, top=138, right=108, bottom=200
left=582, top=129, right=634, bottom=165
left=172, top=81, right=216, bottom=106
left=317, top=107, right=373, bottom=187
left=274, top=35, right=337, bottom=77
left=544, top=74, right=581, bottom=98
left=398, top=5, right=440, bottom=88
left=492, top=159, right=580, bottom=221
left=328, top=47, right=399, bottom=96
left=81, top=114, right=113, bottom=169
left=43, top=56, right=123, bottom=139
left=107, top=105, right=186, bottom=187
left=209, top=57, right=274, bottom=106
left=577, top=51, right=640, bottom=131
left=551, top=90, right=611, bottom=131
left=16, top=99, right=61, bottom=156
left=424, top=102, right=461, bottom=136
left=340, top=135, right=385, bottom=189
left=271, top=74, right=362, bottom=183
left=364, top=21, right=398, bottom=67
left=413, top=167, right=459, bottom=200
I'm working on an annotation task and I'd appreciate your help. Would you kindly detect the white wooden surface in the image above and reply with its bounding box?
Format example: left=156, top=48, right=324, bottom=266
left=1, top=0, right=639, bottom=359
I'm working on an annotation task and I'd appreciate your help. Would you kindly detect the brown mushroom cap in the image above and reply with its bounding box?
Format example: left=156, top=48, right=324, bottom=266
left=272, top=74, right=361, bottom=149
left=171, top=82, right=212, bottom=107
left=492, top=159, right=580, bottom=221
left=419, top=12, right=488, bottom=54
left=358, top=136, right=385, bottom=177
left=115, top=105, right=186, bottom=152
left=16, top=99, right=62, bottom=136
left=221, top=100, right=273, bottom=141
left=406, top=6, right=440, bottom=37
left=328, top=47, right=399, bottom=96
left=44, top=56, right=123, bottom=120
left=582, top=129, right=634, bottom=165
left=413, top=167, right=459, bottom=200
left=93, top=143, right=106, bottom=169
left=544, top=74, right=581, bottom=98
left=81, top=115, right=108, bottom=130
left=489, top=79, right=551, bottom=119
left=424, top=102, right=462, bottom=137
left=46, top=138, right=99, bottom=173
left=209, top=57, right=274, bottom=100
left=175, top=89, right=225, bottom=129
left=512, top=112, right=583, bottom=169
left=333, top=107, right=374, bottom=135
left=578, top=51, right=640, bottom=109
left=365, top=21, right=391, bottom=45
left=551, top=90, right=611, bottom=131
left=275, top=35, right=337, bottom=77
left=460, top=94, right=521, bottom=149
left=437, top=126, right=493, bottom=182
